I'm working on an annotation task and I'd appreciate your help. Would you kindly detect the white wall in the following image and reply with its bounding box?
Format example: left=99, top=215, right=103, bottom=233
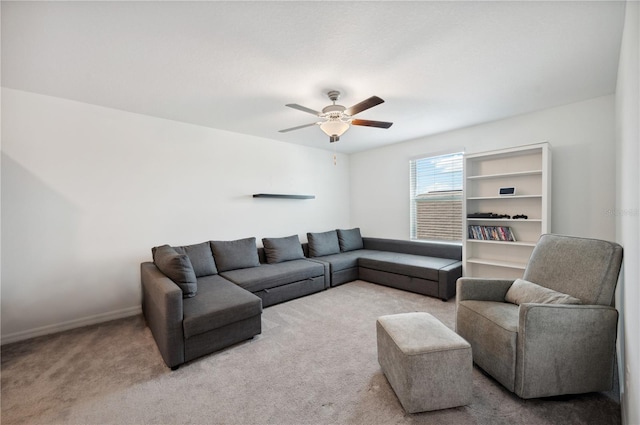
left=615, top=2, right=639, bottom=424
left=350, top=95, right=616, bottom=242
left=1, top=88, right=351, bottom=343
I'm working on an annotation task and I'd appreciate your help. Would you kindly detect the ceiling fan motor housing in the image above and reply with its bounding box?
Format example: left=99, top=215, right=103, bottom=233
left=323, top=90, right=347, bottom=119
left=322, top=104, right=347, bottom=117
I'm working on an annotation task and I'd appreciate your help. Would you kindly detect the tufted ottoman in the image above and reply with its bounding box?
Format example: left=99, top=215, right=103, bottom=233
left=376, top=312, right=472, bottom=413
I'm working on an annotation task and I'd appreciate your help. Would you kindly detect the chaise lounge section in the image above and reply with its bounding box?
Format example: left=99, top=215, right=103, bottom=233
left=140, top=262, right=263, bottom=370
left=306, top=229, right=462, bottom=301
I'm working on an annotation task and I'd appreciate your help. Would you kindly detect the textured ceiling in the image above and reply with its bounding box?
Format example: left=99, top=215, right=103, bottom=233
left=1, top=1, right=626, bottom=153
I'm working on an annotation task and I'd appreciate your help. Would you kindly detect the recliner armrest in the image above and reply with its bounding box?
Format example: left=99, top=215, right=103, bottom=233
left=515, top=303, right=618, bottom=398
left=141, top=262, right=185, bottom=368
left=456, top=277, right=515, bottom=305
left=519, top=303, right=618, bottom=338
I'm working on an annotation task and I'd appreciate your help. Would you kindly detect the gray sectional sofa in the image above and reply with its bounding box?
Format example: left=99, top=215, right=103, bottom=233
left=141, top=228, right=462, bottom=368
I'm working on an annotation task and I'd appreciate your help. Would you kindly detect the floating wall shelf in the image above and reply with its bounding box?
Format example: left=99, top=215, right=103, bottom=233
left=253, top=193, right=315, bottom=200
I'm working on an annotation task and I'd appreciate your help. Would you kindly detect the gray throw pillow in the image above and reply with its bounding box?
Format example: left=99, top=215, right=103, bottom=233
left=262, top=235, right=304, bottom=264
left=210, top=237, right=260, bottom=272
left=307, top=230, right=341, bottom=257
left=152, top=245, right=197, bottom=298
left=173, top=241, right=217, bottom=277
left=505, top=278, right=582, bottom=305
left=337, top=228, right=364, bottom=252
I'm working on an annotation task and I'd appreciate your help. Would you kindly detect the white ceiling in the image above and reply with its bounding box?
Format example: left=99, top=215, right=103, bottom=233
left=1, top=1, right=626, bottom=153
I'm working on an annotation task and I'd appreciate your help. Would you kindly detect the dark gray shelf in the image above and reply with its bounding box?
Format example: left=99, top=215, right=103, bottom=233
left=253, top=193, right=315, bottom=200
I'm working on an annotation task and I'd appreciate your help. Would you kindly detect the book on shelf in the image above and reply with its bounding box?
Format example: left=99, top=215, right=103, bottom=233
left=468, top=225, right=517, bottom=242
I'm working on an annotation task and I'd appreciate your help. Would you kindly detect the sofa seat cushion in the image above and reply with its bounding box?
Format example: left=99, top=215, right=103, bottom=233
left=458, top=300, right=520, bottom=333
left=312, top=250, right=380, bottom=272
left=359, top=252, right=460, bottom=281
left=182, top=275, right=262, bottom=339
left=220, top=259, right=325, bottom=293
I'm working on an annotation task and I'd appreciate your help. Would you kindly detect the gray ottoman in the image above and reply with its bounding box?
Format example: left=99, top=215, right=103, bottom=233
left=376, top=312, right=472, bottom=413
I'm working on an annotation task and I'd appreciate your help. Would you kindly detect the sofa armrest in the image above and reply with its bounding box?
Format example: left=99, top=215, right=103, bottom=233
left=515, top=304, right=618, bottom=398
left=141, top=262, right=185, bottom=368
left=456, top=277, right=515, bottom=305
left=438, top=261, right=462, bottom=301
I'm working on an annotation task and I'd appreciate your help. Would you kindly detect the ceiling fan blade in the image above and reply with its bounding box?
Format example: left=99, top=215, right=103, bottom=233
left=278, top=122, right=318, bottom=133
left=345, top=96, right=385, bottom=116
left=285, top=104, right=321, bottom=116
left=351, top=119, right=393, bottom=129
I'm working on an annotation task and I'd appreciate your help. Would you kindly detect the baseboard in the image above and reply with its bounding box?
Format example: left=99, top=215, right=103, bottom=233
left=1, top=306, right=142, bottom=345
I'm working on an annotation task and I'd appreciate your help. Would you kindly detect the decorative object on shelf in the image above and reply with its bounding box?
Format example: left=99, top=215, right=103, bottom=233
left=468, top=225, right=517, bottom=242
left=278, top=90, right=393, bottom=143
left=513, top=214, right=528, bottom=219
left=252, top=194, right=315, bottom=199
left=499, top=187, right=516, bottom=196
left=467, top=212, right=511, bottom=219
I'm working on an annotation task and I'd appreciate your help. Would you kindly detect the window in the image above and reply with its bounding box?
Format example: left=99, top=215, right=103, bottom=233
left=410, top=152, right=463, bottom=242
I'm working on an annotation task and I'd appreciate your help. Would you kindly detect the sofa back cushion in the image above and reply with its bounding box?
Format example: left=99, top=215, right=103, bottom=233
left=337, top=228, right=364, bottom=252
left=173, top=241, right=217, bottom=277
left=210, top=237, right=260, bottom=272
left=307, top=230, right=341, bottom=257
left=152, top=245, right=198, bottom=298
left=262, top=235, right=305, bottom=264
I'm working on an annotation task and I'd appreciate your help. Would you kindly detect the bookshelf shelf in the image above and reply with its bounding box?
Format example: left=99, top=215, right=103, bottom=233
left=466, top=257, right=528, bottom=270
left=463, top=142, right=551, bottom=279
left=467, top=239, right=537, bottom=247
left=466, top=170, right=542, bottom=180
left=467, top=195, right=542, bottom=200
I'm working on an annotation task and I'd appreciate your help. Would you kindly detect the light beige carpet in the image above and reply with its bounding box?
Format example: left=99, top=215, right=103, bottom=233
left=1, top=281, right=621, bottom=424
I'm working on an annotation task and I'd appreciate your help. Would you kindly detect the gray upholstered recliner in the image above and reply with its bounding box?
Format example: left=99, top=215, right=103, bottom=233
left=456, top=234, right=623, bottom=399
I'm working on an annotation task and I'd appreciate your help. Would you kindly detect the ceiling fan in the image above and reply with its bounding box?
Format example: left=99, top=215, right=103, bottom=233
left=279, top=90, right=393, bottom=143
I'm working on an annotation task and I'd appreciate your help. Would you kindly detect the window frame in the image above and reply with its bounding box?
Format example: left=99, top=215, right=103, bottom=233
left=409, top=150, right=464, bottom=243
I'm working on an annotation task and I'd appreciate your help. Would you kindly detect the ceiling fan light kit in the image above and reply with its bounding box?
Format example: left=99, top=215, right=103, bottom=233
left=320, top=119, right=350, bottom=141
left=279, top=90, right=393, bottom=143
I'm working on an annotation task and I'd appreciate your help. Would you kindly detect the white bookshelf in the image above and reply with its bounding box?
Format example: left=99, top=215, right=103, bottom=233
left=463, top=142, right=551, bottom=279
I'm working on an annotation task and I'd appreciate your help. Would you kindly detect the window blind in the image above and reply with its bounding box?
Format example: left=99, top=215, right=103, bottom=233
left=410, top=152, right=463, bottom=242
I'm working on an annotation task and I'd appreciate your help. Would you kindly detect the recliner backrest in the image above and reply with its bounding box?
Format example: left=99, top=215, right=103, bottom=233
left=523, top=234, right=623, bottom=306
